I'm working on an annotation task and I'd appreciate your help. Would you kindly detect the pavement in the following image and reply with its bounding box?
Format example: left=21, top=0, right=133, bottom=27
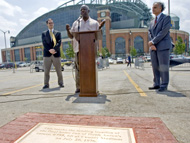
left=0, top=63, right=190, bottom=143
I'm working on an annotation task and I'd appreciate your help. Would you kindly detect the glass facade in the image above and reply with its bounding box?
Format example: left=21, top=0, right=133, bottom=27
left=7, top=50, right=11, bottom=62
left=115, top=37, right=126, bottom=58
left=24, top=48, right=31, bottom=61
left=134, top=36, right=144, bottom=55
left=14, top=49, right=20, bottom=62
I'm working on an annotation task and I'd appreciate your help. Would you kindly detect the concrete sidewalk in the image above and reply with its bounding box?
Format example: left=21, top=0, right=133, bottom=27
left=0, top=63, right=190, bottom=143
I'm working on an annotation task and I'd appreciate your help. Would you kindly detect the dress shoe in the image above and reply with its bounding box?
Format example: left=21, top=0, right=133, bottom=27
left=43, top=85, right=49, bottom=89
left=59, top=84, right=64, bottom=88
left=158, top=87, right=167, bottom=92
left=75, top=89, right=80, bottom=93
left=148, top=86, right=160, bottom=90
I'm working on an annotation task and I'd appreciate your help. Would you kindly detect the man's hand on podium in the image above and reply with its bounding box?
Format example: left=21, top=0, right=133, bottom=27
left=99, top=20, right=105, bottom=29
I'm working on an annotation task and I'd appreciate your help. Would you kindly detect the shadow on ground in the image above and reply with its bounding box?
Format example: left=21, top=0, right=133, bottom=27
left=156, top=90, right=186, bottom=97
left=65, top=94, right=111, bottom=104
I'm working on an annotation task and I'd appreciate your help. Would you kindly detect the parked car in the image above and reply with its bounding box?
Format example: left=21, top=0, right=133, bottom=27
left=0, top=64, right=5, bottom=69
left=26, top=62, right=31, bottom=67
left=19, top=62, right=27, bottom=67
left=170, top=54, right=186, bottom=60
left=116, top=57, right=123, bottom=64
left=108, top=58, right=114, bottom=64
left=4, top=62, right=15, bottom=69
left=144, top=56, right=151, bottom=62
left=34, top=61, right=64, bottom=72
left=61, top=59, right=73, bottom=66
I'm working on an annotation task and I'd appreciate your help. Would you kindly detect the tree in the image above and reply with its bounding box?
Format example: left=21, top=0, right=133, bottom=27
left=130, top=46, right=137, bottom=62
left=104, top=47, right=111, bottom=57
left=174, top=36, right=186, bottom=55
left=99, top=47, right=111, bottom=58
left=60, top=46, right=66, bottom=59
left=66, top=42, right=75, bottom=59
left=24, top=57, right=28, bottom=62
left=101, top=48, right=106, bottom=58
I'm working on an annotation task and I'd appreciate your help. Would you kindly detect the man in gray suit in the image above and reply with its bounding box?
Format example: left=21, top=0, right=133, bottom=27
left=148, top=2, right=172, bottom=92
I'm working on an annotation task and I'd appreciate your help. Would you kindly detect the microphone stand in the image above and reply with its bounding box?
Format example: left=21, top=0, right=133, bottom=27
left=77, top=16, right=82, bottom=32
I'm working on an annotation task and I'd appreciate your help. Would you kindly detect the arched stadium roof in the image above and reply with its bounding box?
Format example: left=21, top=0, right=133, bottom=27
left=13, top=0, right=152, bottom=47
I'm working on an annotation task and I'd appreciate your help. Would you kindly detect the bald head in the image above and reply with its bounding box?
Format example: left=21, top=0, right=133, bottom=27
left=152, top=2, right=165, bottom=16
left=80, top=5, right=90, bottom=20
left=80, top=5, right=90, bottom=11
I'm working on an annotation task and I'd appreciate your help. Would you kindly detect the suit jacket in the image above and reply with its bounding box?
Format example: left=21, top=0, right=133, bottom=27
left=42, top=30, right=61, bottom=57
left=148, top=13, right=172, bottom=51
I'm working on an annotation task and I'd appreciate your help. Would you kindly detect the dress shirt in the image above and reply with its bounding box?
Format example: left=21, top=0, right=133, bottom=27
left=70, top=17, right=99, bottom=53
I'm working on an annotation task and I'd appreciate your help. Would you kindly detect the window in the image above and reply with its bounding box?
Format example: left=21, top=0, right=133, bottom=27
left=115, top=37, right=126, bottom=58
left=134, top=36, right=144, bottom=55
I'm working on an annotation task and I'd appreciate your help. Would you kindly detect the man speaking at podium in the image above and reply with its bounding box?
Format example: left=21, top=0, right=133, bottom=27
left=66, top=5, right=105, bottom=93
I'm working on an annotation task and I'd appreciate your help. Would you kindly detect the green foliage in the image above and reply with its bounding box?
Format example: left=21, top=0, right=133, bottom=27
left=37, top=56, right=43, bottom=61
left=174, top=37, right=186, bottom=55
left=130, top=46, right=137, bottom=63
left=60, top=46, right=66, bottom=59
left=24, top=57, right=28, bottom=62
left=66, top=42, right=75, bottom=59
left=99, top=47, right=111, bottom=58
left=97, top=51, right=100, bottom=57
left=130, top=46, right=137, bottom=57
left=104, top=47, right=111, bottom=57
left=101, top=48, right=106, bottom=58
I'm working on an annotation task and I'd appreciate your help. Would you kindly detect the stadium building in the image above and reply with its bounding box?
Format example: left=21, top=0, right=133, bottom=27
left=1, top=0, right=189, bottom=62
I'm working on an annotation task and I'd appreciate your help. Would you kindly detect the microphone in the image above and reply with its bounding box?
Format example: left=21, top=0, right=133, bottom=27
left=77, top=15, right=82, bottom=21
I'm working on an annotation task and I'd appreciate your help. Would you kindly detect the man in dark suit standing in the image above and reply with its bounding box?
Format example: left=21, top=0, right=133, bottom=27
left=148, top=2, right=172, bottom=92
left=42, top=18, right=64, bottom=89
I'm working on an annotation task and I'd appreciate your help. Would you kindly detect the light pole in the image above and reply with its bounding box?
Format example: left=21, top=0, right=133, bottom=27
left=0, top=29, right=10, bottom=63
left=168, top=0, right=170, bottom=16
left=129, top=30, right=132, bottom=49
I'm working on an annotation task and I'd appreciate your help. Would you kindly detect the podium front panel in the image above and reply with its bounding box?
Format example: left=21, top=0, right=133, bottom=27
left=79, top=32, right=98, bottom=97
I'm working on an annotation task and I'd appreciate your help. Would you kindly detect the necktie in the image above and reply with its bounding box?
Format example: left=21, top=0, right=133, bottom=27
left=50, top=30, right=56, bottom=47
left=154, top=17, right=157, bottom=25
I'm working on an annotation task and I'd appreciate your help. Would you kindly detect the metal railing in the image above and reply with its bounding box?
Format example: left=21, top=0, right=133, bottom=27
left=134, top=57, right=144, bottom=70
left=97, top=58, right=109, bottom=70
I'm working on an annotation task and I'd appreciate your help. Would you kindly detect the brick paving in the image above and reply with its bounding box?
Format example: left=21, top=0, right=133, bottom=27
left=0, top=113, right=178, bottom=143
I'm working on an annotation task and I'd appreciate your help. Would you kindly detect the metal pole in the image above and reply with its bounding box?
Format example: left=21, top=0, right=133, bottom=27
left=168, top=0, right=170, bottom=16
left=3, top=32, right=8, bottom=63
left=0, top=29, right=9, bottom=63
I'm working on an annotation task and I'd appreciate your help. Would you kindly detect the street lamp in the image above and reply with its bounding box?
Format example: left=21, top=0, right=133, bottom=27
left=0, top=29, right=10, bottom=63
left=168, top=0, right=170, bottom=16
left=129, top=30, right=132, bottom=47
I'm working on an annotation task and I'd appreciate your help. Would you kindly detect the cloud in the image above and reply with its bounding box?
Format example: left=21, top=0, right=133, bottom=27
left=19, top=18, right=32, bottom=27
left=34, top=7, right=49, bottom=18
left=0, top=0, right=24, bottom=17
left=180, top=20, right=190, bottom=33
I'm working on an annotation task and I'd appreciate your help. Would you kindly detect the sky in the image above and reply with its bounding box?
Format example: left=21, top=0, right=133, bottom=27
left=0, top=0, right=190, bottom=62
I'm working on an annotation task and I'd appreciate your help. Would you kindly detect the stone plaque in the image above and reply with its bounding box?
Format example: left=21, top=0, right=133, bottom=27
left=14, top=123, right=136, bottom=143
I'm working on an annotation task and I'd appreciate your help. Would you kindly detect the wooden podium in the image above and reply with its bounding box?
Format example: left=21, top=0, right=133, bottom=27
left=73, top=30, right=102, bottom=97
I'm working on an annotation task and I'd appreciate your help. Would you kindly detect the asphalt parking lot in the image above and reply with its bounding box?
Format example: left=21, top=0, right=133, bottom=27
left=0, top=63, right=190, bottom=143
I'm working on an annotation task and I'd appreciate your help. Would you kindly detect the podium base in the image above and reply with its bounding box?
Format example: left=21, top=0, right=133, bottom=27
left=79, top=92, right=98, bottom=97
